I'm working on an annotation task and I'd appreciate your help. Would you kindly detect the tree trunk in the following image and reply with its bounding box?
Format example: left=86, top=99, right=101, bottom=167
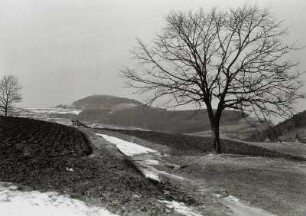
left=4, top=106, right=8, bottom=116
left=206, top=104, right=222, bottom=154
left=211, top=122, right=221, bottom=154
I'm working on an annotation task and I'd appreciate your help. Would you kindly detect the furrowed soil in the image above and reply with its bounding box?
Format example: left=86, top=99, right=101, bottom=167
left=98, top=129, right=306, bottom=216
left=0, top=116, right=201, bottom=216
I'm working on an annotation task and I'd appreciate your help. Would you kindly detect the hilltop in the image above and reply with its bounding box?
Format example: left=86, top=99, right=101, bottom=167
left=71, top=95, right=142, bottom=110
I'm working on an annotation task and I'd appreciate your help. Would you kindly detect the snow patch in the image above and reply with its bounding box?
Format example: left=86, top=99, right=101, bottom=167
left=0, top=182, right=118, bottom=216
left=24, top=108, right=82, bottom=115
left=141, top=169, right=160, bottom=182
left=160, top=200, right=202, bottom=216
left=155, top=170, right=185, bottom=181
left=138, top=159, right=159, bottom=166
left=96, top=134, right=157, bottom=156
left=96, top=134, right=162, bottom=181
left=90, top=124, right=150, bottom=131
left=225, top=195, right=240, bottom=202
left=96, top=134, right=185, bottom=183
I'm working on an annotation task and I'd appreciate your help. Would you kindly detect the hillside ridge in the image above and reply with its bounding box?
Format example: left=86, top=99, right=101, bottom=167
left=71, top=94, right=142, bottom=109
left=248, top=110, right=306, bottom=142
left=52, top=94, right=266, bottom=140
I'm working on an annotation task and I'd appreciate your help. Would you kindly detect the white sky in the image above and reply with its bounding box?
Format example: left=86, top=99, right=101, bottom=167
left=0, top=0, right=305, bottom=109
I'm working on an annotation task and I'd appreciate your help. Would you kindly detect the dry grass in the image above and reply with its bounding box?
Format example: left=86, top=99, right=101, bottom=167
left=170, top=155, right=306, bottom=216
left=249, top=141, right=306, bottom=159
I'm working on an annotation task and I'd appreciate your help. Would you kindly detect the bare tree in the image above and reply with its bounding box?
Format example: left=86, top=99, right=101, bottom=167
left=0, top=75, right=22, bottom=116
left=123, top=5, right=304, bottom=153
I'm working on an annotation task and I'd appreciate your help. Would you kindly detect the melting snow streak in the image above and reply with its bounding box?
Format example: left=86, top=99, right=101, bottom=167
left=97, top=133, right=156, bottom=156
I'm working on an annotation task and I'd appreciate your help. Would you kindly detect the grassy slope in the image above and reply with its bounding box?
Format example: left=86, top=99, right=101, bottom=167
left=0, top=116, right=192, bottom=216
left=75, top=106, right=258, bottom=136
left=191, top=119, right=268, bottom=141
left=248, top=110, right=306, bottom=142
left=103, top=129, right=305, bottom=161
left=247, top=141, right=306, bottom=159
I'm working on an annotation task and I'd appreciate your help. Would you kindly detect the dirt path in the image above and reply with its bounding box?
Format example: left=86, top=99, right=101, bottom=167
left=97, top=132, right=281, bottom=216
left=221, top=196, right=277, bottom=216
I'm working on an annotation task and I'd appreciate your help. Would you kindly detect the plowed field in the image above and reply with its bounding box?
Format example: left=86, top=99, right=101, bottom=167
left=0, top=116, right=92, bottom=158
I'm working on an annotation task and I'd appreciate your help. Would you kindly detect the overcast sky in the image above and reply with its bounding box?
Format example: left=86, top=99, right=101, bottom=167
left=0, top=0, right=305, bottom=109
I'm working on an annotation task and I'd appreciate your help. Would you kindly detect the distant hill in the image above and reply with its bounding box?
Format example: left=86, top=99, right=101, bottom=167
left=52, top=94, right=266, bottom=139
left=77, top=106, right=265, bottom=139
left=78, top=107, right=244, bottom=133
left=71, top=95, right=142, bottom=110
left=247, top=110, right=306, bottom=142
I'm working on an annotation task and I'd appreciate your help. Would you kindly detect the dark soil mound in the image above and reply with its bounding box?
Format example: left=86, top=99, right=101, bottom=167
left=0, top=116, right=191, bottom=215
left=0, top=116, right=92, bottom=158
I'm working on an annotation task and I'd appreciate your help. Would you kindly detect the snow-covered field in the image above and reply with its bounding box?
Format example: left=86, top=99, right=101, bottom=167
left=90, top=123, right=149, bottom=131
left=0, top=182, right=117, bottom=216
left=23, top=108, right=82, bottom=115
left=11, top=108, right=82, bottom=126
